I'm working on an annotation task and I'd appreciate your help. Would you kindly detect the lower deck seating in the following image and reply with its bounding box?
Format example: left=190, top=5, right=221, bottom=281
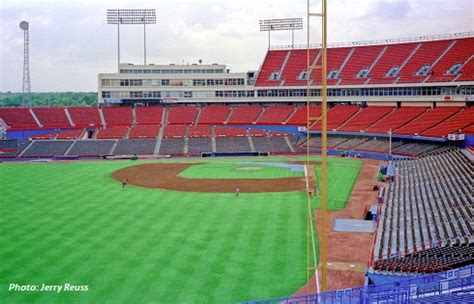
left=113, top=139, right=156, bottom=155
left=159, top=138, right=185, bottom=154
left=252, top=136, right=291, bottom=153
left=0, top=140, right=29, bottom=157
left=67, top=140, right=115, bottom=156
left=216, top=137, right=251, bottom=153
left=373, top=149, right=473, bottom=273
left=56, top=129, right=84, bottom=140
left=188, top=137, right=212, bottom=154
left=95, top=127, right=128, bottom=139
left=22, top=141, right=73, bottom=157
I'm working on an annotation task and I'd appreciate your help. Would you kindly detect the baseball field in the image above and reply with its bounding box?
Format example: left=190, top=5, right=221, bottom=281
left=0, top=156, right=361, bottom=303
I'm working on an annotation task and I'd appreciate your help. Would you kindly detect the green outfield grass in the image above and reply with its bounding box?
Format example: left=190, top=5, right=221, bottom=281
left=0, top=157, right=361, bottom=303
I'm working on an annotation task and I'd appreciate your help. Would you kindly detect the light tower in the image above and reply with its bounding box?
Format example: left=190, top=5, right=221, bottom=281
left=107, top=9, right=157, bottom=71
left=19, top=20, right=31, bottom=106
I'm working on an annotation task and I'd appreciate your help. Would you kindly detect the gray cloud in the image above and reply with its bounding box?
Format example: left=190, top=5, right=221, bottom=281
left=1, top=0, right=472, bottom=92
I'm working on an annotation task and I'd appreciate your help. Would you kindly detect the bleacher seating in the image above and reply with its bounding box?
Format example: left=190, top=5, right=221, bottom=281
left=311, top=105, right=359, bottom=130
left=188, top=137, right=212, bottom=154
left=366, top=107, right=428, bottom=133
left=197, top=106, right=230, bottom=124
left=32, top=107, right=71, bottom=128
left=67, top=107, right=101, bottom=127
left=286, top=105, right=321, bottom=125
left=56, top=129, right=84, bottom=140
left=67, top=140, right=115, bottom=156
left=0, top=140, right=29, bottom=157
left=128, top=125, right=160, bottom=138
left=427, top=38, right=474, bottom=82
left=162, top=125, right=186, bottom=138
left=0, top=107, right=39, bottom=130
left=188, top=125, right=212, bottom=137
left=22, top=140, right=73, bottom=157
left=102, top=107, right=133, bottom=126
left=95, top=127, right=128, bottom=139
left=338, top=106, right=393, bottom=132
left=338, top=45, right=385, bottom=85
left=216, top=137, right=251, bottom=153
left=252, top=136, right=292, bottom=153
left=113, top=139, right=156, bottom=155
left=396, top=39, right=452, bottom=83
left=226, top=105, right=262, bottom=125
left=395, top=107, right=461, bottom=135
left=256, top=105, right=295, bottom=125
left=368, top=43, right=418, bottom=84
left=214, top=126, right=247, bottom=137
left=255, top=50, right=288, bottom=86
left=135, top=106, right=163, bottom=125
left=373, top=149, right=473, bottom=273
left=167, top=106, right=198, bottom=125
left=421, top=107, right=474, bottom=137
left=159, top=138, right=185, bottom=155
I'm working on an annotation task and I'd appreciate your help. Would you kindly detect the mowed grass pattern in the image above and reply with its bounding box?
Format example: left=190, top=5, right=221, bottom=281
left=0, top=161, right=307, bottom=303
left=179, top=162, right=304, bottom=179
left=0, top=157, right=361, bottom=303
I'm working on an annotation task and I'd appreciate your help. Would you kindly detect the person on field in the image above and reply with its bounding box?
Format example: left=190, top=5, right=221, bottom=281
left=122, top=178, right=128, bottom=189
left=235, top=187, right=240, bottom=198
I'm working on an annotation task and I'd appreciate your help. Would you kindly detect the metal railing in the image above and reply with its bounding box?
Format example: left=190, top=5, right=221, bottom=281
left=270, top=31, right=474, bottom=50
left=246, top=265, right=474, bottom=303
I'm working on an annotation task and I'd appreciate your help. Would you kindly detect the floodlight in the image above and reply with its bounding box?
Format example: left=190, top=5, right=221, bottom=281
left=259, top=18, right=303, bottom=48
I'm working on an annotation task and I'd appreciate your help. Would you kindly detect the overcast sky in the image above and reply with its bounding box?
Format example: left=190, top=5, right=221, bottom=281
left=0, top=0, right=472, bottom=92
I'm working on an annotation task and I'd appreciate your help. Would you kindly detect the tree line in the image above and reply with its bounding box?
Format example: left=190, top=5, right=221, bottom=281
left=0, top=92, right=98, bottom=107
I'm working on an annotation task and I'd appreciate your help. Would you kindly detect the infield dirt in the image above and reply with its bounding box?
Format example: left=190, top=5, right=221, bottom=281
left=112, top=163, right=307, bottom=192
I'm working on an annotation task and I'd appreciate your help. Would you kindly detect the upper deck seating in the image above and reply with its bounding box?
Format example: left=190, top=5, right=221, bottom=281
left=167, top=106, right=198, bottom=125
left=338, top=45, right=385, bottom=85
left=368, top=43, right=418, bottom=84
left=135, top=106, right=164, bottom=125
left=397, top=39, right=452, bottom=83
left=0, top=107, right=39, bottom=130
left=226, top=106, right=262, bottom=125
left=102, top=107, right=133, bottom=126
left=280, top=49, right=318, bottom=86
left=197, top=106, right=230, bottom=124
left=67, top=107, right=101, bottom=127
left=32, top=107, right=72, bottom=128
left=255, top=50, right=289, bottom=86
left=256, top=105, right=295, bottom=125
left=427, top=38, right=474, bottom=82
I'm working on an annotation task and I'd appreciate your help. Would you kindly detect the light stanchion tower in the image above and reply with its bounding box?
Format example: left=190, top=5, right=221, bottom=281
left=107, top=9, right=156, bottom=71
left=306, top=0, right=328, bottom=292
left=19, top=21, right=31, bottom=106
left=259, top=18, right=303, bottom=49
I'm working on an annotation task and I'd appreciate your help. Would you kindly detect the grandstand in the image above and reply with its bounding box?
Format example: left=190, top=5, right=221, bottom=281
left=1, top=28, right=473, bottom=304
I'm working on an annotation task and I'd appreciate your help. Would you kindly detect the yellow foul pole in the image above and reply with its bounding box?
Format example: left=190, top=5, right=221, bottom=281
left=320, top=0, right=328, bottom=291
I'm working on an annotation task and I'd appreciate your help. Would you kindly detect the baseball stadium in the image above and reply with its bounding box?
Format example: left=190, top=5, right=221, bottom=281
left=1, top=1, right=473, bottom=303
